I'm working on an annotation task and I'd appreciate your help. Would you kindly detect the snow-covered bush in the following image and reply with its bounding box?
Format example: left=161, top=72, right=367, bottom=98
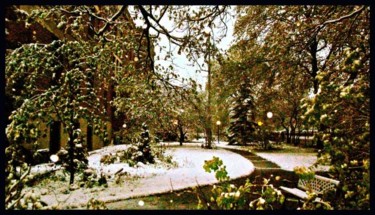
left=99, top=123, right=177, bottom=168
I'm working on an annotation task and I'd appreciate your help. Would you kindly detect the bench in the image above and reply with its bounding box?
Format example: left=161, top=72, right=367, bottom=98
left=280, top=175, right=340, bottom=202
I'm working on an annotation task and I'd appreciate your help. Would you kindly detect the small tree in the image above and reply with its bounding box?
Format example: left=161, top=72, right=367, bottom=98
left=135, top=123, right=155, bottom=164
left=228, top=77, right=257, bottom=145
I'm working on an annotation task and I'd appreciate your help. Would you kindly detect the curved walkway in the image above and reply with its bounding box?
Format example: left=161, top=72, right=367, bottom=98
left=216, top=142, right=329, bottom=172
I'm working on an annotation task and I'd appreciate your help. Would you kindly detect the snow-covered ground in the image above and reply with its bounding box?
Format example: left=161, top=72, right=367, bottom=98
left=35, top=145, right=254, bottom=209
left=25, top=141, right=328, bottom=209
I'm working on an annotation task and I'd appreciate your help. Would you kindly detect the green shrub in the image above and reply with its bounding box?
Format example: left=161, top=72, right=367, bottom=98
left=86, top=198, right=108, bottom=210
left=196, top=156, right=284, bottom=210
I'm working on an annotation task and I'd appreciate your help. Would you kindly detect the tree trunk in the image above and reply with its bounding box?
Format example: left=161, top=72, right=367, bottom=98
left=309, top=36, right=319, bottom=94
left=67, top=79, right=77, bottom=185
left=68, top=131, right=75, bottom=185
left=205, top=39, right=212, bottom=149
left=178, top=124, right=184, bottom=146
left=292, top=127, right=298, bottom=146
left=316, top=123, right=325, bottom=149
left=286, top=129, right=291, bottom=143
left=241, top=127, right=247, bottom=146
left=205, top=127, right=212, bottom=148
left=106, top=74, right=114, bottom=146
left=262, top=129, right=269, bottom=150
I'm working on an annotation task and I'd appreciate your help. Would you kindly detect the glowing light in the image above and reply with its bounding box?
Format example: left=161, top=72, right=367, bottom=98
left=50, top=154, right=59, bottom=163
left=138, top=200, right=145, bottom=206
left=258, top=121, right=263, bottom=126
left=267, top=112, right=273, bottom=119
left=216, top=120, right=221, bottom=126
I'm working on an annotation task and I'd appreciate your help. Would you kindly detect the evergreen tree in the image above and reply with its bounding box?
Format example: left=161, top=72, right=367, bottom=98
left=135, top=123, right=155, bottom=164
left=227, top=77, right=257, bottom=145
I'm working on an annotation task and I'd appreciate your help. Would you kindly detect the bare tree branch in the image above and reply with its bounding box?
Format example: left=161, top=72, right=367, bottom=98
left=138, top=5, right=184, bottom=46
left=187, top=6, right=227, bottom=22
left=314, top=6, right=366, bottom=35
left=157, top=6, right=169, bottom=22
left=96, top=5, right=126, bottom=36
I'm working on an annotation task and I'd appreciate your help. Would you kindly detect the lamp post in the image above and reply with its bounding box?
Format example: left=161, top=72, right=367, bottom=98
left=258, top=112, right=273, bottom=149
left=266, top=112, right=273, bottom=148
left=216, top=120, right=221, bottom=145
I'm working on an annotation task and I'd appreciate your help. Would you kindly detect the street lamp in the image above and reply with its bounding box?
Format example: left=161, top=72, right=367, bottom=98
left=267, top=111, right=273, bottom=119
left=216, top=120, right=221, bottom=145
left=265, top=111, right=273, bottom=148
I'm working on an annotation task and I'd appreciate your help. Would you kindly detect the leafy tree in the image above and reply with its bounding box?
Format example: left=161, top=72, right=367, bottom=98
left=302, top=46, right=370, bottom=209
left=234, top=5, right=369, bottom=146
left=234, top=5, right=370, bottom=209
left=5, top=40, right=109, bottom=187
left=134, top=5, right=232, bottom=148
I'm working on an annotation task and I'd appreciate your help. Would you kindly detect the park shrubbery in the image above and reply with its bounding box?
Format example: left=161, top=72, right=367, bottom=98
left=195, top=156, right=285, bottom=210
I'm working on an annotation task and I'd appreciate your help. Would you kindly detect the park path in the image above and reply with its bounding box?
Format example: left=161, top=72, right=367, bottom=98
left=215, top=141, right=329, bottom=172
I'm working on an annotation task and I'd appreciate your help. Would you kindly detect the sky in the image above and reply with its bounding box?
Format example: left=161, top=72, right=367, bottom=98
left=130, top=6, right=236, bottom=89
left=168, top=19, right=235, bottom=88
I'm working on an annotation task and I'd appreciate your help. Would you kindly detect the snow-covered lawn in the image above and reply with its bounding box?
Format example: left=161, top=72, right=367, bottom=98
left=29, top=145, right=254, bottom=209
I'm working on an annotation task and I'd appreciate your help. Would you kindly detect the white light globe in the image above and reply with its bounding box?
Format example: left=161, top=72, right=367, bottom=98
left=138, top=200, right=145, bottom=206
left=50, top=154, right=59, bottom=163
left=267, top=112, right=273, bottom=119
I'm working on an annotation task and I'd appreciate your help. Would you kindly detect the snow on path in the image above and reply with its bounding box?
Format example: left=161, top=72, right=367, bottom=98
left=216, top=141, right=329, bottom=172
left=40, top=146, right=254, bottom=208
left=254, top=152, right=329, bottom=172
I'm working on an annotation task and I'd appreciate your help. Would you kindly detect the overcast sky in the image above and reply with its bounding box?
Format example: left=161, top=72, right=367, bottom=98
left=130, top=6, right=236, bottom=89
